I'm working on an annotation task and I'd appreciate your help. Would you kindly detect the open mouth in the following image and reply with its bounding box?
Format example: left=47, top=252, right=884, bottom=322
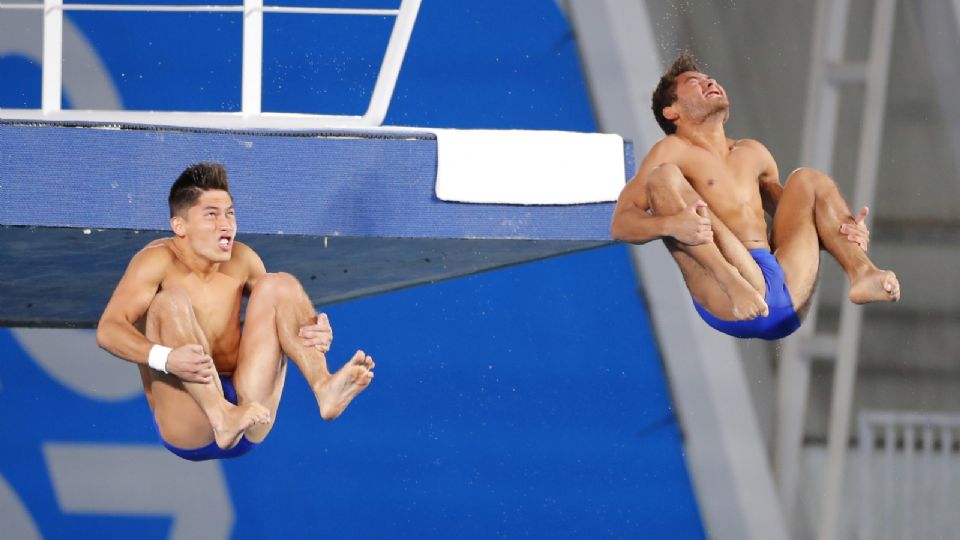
left=218, top=236, right=233, bottom=251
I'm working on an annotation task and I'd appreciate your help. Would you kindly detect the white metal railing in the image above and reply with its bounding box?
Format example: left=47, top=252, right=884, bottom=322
left=858, top=411, right=960, bottom=540
left=0, top=0, right=421, bottom=128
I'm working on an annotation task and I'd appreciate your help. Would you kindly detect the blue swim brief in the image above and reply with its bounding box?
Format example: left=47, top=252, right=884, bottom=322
left=154, top=374, right=258, bottom=461
left=692, top=249, right=802, bottom=341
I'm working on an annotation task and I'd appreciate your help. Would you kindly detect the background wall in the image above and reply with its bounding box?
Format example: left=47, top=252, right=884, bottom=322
left=636, top=1, right=960, bottom=537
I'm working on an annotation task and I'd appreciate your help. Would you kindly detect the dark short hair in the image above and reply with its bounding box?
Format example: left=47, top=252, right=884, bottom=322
left=168, top=162, right=230, bottom=218
left=651, top=53, right=701, bottom=135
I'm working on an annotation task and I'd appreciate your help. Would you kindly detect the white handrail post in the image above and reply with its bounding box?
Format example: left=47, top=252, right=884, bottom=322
left=242, top=0, right=263, bottom=116
left=361, top=0, right=421, bottom=126
left=41, top=0, right=64, bottom=112
left=857, top=415, right=873, bottom=540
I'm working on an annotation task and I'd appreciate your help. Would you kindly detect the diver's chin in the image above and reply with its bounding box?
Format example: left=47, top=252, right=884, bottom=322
left=706, top=103, right=730, bottom=123
left=207, top=249, right=231, bottom=263
left=711, top=100, right=729, bottom=114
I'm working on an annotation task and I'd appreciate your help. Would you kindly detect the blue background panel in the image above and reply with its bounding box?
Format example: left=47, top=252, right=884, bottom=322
left=0, top=0, right=705, bottom=537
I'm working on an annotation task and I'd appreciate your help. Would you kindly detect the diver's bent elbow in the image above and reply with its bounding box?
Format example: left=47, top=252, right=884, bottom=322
left=94, top=321, right=112, bottom=351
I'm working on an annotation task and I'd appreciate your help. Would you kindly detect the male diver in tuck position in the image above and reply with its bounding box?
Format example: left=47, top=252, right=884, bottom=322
left=97, top=162, right=374, bottom=460
left=611, top=54, right=900, bottom=340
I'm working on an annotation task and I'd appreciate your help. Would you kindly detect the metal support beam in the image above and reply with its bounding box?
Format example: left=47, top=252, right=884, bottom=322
left=911, top=0, right=960, bottom=176
left=818, top=2, right=896, bottom=539
left=775, top=0, right=853, bottom=527
left=777, top=1, right=897, bottom=539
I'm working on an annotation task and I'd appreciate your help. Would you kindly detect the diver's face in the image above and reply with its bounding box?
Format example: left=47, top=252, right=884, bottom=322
left=672, top=71, right=730, bottom=124
left=174, top=190, right=237, bottom=263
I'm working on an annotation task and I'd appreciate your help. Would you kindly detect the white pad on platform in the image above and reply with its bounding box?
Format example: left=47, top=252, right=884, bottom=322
left=434, top=129, right=626, bottom=205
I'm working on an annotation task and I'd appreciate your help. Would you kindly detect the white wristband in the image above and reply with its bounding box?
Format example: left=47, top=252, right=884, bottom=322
left=148, top=345, right=172, bottom=373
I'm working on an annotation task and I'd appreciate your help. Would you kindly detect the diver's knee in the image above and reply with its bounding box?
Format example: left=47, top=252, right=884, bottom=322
left=647, top=162, right=683, bottom=186
left=252, top=272, right=302, bottom=300
left=149, top=288, right=192, bottom=315
left=786, top=167, right=833, bottom=189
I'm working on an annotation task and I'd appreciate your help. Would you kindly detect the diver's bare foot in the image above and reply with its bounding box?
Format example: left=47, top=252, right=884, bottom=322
left=722, top=275, right=769, bottom=320
left=315, top=350, right=374, bottom=420
left=213, top=402, right=271, bottom=449
left=849, top=269, right=900, bottom=304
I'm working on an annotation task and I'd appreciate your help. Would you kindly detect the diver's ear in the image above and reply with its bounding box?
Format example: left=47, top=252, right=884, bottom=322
left=171, top=215, right=186, bottom=237
left=663, top=104, right=680, bottom=123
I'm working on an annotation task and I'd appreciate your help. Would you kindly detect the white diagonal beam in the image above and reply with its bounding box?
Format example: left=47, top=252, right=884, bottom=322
left=44, top=444, right=234, bottom=540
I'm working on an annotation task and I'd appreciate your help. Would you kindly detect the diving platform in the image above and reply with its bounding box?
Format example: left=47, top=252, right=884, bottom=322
left=0, top=120, right=632, bottom=327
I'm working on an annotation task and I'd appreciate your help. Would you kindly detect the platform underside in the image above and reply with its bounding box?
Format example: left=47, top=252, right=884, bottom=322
left=0, top=225, right=605, bottom=327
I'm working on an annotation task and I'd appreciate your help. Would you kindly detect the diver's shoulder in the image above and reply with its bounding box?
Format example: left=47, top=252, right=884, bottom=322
left=137, top=237, right=176, bottom=262
left=647, top=135, right=690, bottom=157
left=231, top=240, right=258, bottom=259
left=658, top=134, right=691, bottom=148
left=735, top=138, right=771, bottom=152
left=123, top=238, right=176, bottom=280
left=229, top=240, right=265, bottom=269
